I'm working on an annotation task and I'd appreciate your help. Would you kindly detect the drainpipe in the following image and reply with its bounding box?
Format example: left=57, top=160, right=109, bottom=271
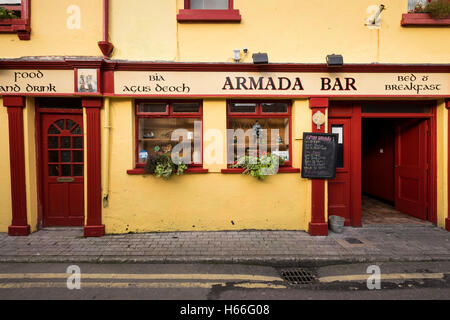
left=102, top=97, right=111, bottom=208
left=98, top=0, right=114, bottom=58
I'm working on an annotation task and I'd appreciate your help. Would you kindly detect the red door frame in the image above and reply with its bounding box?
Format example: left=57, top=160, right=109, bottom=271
left=35, top=100, right=83, bottom=229
left=328, top=100, right=437, bottom=226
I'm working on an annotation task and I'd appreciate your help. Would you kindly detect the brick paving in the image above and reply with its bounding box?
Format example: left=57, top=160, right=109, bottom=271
left=0, top=225, right=449, bottom=266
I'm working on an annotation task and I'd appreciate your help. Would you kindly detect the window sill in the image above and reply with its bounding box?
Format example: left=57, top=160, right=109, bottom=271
left=0, top=19, right=31, bottom=40
left=221, top=167, right=300, bottom=174
left=401, top=13, right=450, bottom=26
left=177, top=9, right=241, bottom=23
left=127, top=167, right=209, bottom=175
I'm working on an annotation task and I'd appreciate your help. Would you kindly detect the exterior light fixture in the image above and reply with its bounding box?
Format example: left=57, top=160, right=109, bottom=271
left=326, top=54, right=344, bottom=66
left=252, top=53, right=268, bottom=64
left=233, top=49, right=241, bottom=62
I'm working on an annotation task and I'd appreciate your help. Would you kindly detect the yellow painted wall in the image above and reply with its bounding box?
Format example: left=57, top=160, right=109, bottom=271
left=0, top=1, right=448, bottom=63
left=0, top=0, right=101, bottom=58
left=102, top=98, right=311, bottom=234
left=436, top=100, right=448, bottom=229
left=106, top=0, right=450, bottom=64
left=23, top=98, right=37, bottom=232
left=0, top=99, right=12, bottom=232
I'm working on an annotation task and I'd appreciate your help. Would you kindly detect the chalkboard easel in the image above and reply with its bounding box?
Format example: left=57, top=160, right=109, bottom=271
left=301, top=132, right=338, bottom=179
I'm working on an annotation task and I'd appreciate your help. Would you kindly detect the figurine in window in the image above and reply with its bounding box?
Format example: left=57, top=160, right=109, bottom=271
left=252, top=120, right=262, bottom=144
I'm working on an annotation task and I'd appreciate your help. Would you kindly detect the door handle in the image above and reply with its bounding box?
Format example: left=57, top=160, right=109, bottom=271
left=57, top=177, right=74, bottom=183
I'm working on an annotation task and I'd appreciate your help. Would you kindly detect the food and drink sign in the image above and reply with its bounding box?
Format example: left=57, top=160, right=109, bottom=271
left=0, top=69, right=74, bottom=94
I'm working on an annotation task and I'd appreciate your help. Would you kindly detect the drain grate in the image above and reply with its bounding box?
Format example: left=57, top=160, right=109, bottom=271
left=279, top=268, right=316, bottom=285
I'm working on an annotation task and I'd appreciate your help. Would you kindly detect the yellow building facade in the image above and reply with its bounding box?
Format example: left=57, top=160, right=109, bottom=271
left=0, top=0, right=449, bottom=236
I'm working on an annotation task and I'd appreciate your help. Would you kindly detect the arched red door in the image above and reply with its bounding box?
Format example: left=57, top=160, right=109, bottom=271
left=41, top=114, right=84, bottom=226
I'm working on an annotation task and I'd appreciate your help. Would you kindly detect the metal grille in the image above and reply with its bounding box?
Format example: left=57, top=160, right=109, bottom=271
left=280, top=268, right=316, bottom=285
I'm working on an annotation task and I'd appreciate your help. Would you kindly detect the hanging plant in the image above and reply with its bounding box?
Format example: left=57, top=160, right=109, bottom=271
left=0, top=7, right=18, bottom=19
left=145, top=153, right=187, bottom=180
left=424, top=0, right=450, bottom=19
left=232, top=153, right=285, bottom=181
left=412, top=0, right=450, bottom=18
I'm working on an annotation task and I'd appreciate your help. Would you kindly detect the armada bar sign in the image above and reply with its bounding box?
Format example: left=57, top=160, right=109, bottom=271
left=114, top=71, right=449, bottom=97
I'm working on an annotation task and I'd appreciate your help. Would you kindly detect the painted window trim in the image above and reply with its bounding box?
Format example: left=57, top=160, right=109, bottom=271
left=226, top=100, right=294, bottom=169
left=134, top=100, right=204, bottom=169
left=0, top=0, right=31, bottom=40
left=177, top=0, right=241, bottom=22
left=401, top=13, right=450, bottom=26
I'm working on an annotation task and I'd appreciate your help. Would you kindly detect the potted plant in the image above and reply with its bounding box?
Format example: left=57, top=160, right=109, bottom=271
left=232, top=152, right=285, bottom=180
left=145, top=152, right=187, bottom=180
left=411, top=0, right=450, bottom=18
left=0, top=6, right=18, bottom=20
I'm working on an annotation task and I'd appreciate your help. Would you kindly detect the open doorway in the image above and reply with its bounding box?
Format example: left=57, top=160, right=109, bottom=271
left=362, top=118, right=432, bottom=226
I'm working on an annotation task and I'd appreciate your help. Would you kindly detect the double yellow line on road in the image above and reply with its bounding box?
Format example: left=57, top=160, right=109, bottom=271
left=318, top=272, right=447, bottom=283
left=0, top=273, right=287, bottom=289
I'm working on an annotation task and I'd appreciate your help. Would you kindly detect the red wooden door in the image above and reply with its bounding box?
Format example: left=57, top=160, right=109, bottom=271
left=395, top=119, right=428, bottom=220
left=328, top=118, right=352, bottom=225
left=41, top=114, right=84, bottom=226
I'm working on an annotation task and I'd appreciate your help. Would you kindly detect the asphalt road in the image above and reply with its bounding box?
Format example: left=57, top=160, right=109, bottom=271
left=0, top=261, right=448, bottom=303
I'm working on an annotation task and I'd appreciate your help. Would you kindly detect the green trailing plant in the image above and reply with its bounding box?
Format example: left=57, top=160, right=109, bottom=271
left=413, top=0, right=450, bottom=18
left=232, top=153, right=285, bottom=180
left=0, top=7, right=18, bottom=19
left=145, top=153, right=187, bottom=180
left=425, top=0, right=450, bottom=19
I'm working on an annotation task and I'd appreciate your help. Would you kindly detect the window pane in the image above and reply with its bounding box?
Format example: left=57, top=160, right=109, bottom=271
left=48, top=125, right=60, bottom=134
left=408, top=0, right=427, bottom=12
left=73, top=137, right=83, bottom=149
left=48, top=136, right=59, bottom=149
left=73, top=165, right=83, bottom=177
left=331, top=125, right=344, bottom=168
left=72, top=125, right=82, bottom=135
left=229, top=103, right=257, bottom=113
left=61, top=151, right=71, bottom=163
left=48, top=151, right=59, bottom=163
left=139, top=103, right=167, bottom=114
left=61, top=165, right=71, bottom=176
left=172, top=103, right=200, bottom=114
left=191, top=0, right=228, bottom=9
left=138, top=118, right=202, bottom=164
left=72, top=151, right=83, bottom=163
left=61, top=137, right=71, bottom=148
left=261, top=103, right=288, bottom=113
left=227, top=118, right=290, bottom=163
left=49, top=165, right=59, bottom=176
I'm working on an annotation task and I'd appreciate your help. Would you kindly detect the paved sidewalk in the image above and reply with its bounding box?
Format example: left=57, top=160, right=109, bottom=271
left=0, top=224, right=449, bottom=266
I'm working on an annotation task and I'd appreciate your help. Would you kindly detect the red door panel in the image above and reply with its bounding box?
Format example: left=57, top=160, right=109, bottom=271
left=41, top=114, right=84, bottom=226
left=328, top=118, right=351, bottom=225
left=395, top=119, right=428, bottom=220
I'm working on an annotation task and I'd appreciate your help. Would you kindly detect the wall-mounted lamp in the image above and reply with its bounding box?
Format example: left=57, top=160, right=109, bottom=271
left=252, top=53, right=269, bottom=64
left=326, top=54, right=344, bottom=66
left=233, top=49, right=241, bottom=62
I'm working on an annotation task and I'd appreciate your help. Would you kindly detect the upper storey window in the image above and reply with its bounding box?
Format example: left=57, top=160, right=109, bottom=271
left=177, top=0, right=241, bottom=22
left=0, top=0, right=30, bottom=40
left=402, top=0, right=450, bottom=26
left=190, top=0, right=229, bottom=9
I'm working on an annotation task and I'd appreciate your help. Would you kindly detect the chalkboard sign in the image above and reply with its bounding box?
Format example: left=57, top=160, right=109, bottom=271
left=301, top=132, right=338, bottom=179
